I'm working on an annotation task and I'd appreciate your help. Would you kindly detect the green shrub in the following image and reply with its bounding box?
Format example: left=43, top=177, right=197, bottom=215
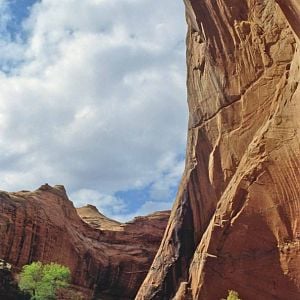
left=226, top=290, right=241, bottom=300
left=19, top=261, right=71, bottom=300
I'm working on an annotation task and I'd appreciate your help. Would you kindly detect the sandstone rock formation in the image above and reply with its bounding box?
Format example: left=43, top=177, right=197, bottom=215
left=136, top=0, right=300, bottom=299
left=0, top=184, right=170, bottom=299
left=77, top=204, right=122, bottom=231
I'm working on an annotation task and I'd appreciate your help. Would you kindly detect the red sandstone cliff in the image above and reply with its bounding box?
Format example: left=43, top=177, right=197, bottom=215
left=136, top=0, right=300, bottom=299
left=0, top=184, right=169, bottom=299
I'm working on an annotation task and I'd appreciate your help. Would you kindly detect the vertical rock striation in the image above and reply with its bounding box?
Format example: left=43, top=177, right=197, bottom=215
left=0, top=185, right=170, bottom=299
left=136, top=0, right=300, bottom=299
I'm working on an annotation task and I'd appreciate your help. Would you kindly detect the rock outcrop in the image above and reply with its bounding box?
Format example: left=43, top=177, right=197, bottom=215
left=77, top=205, right=122, bottom=231
left=137, top=0, right=300, bottom=299
left=77, top=205, right=170, bottom=234
left=0, top=184, right=170, bottom=299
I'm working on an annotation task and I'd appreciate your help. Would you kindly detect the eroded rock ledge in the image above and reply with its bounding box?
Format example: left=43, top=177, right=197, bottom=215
left=0, top=184, right=170, bottom=299
left=136, top=0, right=300, bottom=299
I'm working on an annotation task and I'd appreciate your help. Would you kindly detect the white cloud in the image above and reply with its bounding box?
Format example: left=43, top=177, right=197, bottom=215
left=110, top=201, right=174, bottom=223
left=70, top=189, right=127, bottom=216
left=0, top=0, right=187, bottom=220
left=149, top=157, right=185, bottom=201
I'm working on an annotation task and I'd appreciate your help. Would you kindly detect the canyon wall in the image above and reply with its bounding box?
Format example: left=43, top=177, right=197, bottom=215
left=136, top=0, right=300, bottom=299
left=0, top=184, right=169, bottom=299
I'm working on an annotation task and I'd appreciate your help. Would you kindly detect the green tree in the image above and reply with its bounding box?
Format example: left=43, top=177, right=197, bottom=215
left=19, top=262, right=71, bottom=300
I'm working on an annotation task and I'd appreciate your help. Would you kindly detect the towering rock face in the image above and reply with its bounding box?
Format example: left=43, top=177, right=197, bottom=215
left=137, top=0, right=300, bottom=299
left=0, top=184, right=169, bottom=299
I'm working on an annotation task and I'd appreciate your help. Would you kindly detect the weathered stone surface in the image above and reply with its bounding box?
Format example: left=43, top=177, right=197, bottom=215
left=0, top=184, right=169, bottom=299
left=77, top=205, right=122, bottom=231
left=136, top=1, right=300, bottom=299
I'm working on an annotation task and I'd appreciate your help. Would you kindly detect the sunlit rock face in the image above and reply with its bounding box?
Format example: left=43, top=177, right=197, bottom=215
left=0, top=184, right=169, bottom=299
left=136, top=0, right=300, bottom=299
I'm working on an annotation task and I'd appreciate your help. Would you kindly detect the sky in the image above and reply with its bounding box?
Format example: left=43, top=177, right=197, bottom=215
left=0, top=0, right=188, bottom=221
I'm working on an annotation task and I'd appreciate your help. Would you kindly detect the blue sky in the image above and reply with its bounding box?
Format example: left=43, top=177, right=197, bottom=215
left=0, top=0, right=187, bottom=221
left=5, top=0, right=37, bottom=35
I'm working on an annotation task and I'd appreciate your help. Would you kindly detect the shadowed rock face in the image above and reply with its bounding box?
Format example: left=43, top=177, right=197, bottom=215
left=136, top=0, right=300, bottom=299
left=0, top=184, right=170, bottom=299
left=0, top=260, right=29, bottom=300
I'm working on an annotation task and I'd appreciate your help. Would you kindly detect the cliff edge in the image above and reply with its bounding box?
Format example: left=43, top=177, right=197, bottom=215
left=136, top=0, right=300, bottom=299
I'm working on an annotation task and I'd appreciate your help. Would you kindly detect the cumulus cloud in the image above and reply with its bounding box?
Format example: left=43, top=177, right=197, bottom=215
left=149, top=157, right=185, bottom=201
left=70, top=189, right=127, bottom=216
left=0, top=0, right=187, bottom=221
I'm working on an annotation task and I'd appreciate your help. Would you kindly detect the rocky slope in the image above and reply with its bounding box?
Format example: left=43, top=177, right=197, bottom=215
left=77, top=205, right=122, bottom=231
left=136, top=0, right=300, bottom=299
left=0, top=184, right=170, bottom=299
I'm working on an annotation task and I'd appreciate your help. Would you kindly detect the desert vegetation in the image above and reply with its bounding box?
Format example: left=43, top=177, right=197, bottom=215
left=19, top=262, right=71, bottom=300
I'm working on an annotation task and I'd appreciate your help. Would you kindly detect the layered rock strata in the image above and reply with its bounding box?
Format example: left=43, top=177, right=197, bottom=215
left=0, top=184, right=170, bottom=299
left=137, top=0, right=300, bottom=299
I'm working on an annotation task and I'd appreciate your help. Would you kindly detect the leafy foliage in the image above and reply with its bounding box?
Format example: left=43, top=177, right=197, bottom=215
left=19, top=262, right=71, bottom=300
left=226, top=290, right=241, bottom=300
